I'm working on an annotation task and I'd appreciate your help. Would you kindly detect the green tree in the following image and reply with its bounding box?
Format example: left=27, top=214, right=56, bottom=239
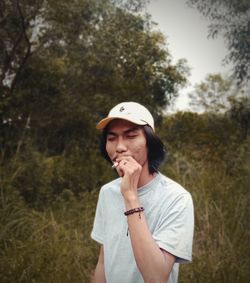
left=227, top=94, right=250, bottom=139
left=188, top=73, right=233, bottom=113
left=0, top=0, right=188, bottom=162
left=160, top=111, right=243, bottom=165
left=188, top=73, right=249, bottom=139
left=187, top=0, right=250, bottom=84
left=0, top=0, right=189, bottom=204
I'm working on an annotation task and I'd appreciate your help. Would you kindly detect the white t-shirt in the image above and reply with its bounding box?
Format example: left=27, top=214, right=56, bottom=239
left=91, top=173, right=194, bottom=283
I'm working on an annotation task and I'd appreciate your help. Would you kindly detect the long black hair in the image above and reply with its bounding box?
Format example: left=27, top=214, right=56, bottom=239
left=99, top=124, right=166, bottom=174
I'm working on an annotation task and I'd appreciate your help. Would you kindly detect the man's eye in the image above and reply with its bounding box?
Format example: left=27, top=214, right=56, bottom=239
left=127, top=134, right=137, bottom=139
left=107, top=136, right=116, bottom=141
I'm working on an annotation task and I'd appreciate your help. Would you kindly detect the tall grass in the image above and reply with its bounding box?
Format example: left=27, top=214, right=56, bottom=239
left=0, top=135, right=249, bottom=282
left=0, top=188, right=99, bottom=283
left=162, top=153, right=250, bottom=283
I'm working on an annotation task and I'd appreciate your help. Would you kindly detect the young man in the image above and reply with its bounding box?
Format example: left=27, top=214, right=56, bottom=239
left=91, top=102, right=194, bottom=283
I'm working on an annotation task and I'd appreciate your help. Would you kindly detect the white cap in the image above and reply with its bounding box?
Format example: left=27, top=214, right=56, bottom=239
left=96, top=102, right=155, bottom=131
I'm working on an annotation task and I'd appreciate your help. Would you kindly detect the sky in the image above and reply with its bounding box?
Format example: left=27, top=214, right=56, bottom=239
left=146, top=0, right=232, bottom=112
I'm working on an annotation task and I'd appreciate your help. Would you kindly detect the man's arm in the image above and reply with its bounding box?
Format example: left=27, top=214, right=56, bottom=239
left=126, top=202, right=176, bottom=283
left=118, top=157, right=176, bottom=283
left=93, top=245, right=106, bottom=283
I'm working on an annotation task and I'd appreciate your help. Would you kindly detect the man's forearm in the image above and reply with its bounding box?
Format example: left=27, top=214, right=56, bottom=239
left=93, top=246, right=106, bottom=283
left=93, top=261, right=106, bottom=283
left=125, top=200, right=175, bottom=283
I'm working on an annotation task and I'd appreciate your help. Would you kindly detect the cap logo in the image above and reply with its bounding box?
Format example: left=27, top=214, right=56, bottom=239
left=119, top=106, right=125, bottom=112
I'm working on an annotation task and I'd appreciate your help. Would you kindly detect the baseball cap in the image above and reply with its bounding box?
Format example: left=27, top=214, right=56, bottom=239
left=96, top=102, right=155, bottom=131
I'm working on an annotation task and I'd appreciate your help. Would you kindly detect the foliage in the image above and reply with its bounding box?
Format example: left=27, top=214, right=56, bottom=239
left=187, top=73, right=250, bottom=137
left=177, top=161, right=249, bottom=283
left=188, top=73, right=233, bottom=113
left=0, top=187, right=99, bottom=283
left=227, top=94, right=250, bottom=139
left=1, top=143, right=114, bottom=206
left=186, top=0, right=250, bottom=84
left=160, top=113, right=250, bottom=283
left=0, top=1, right=249, bottom=282
left=160, top=111, right=243, bottom=166
left=0, top=0, right=188, bottom=163
left=1, top=111, right=249, bottom=282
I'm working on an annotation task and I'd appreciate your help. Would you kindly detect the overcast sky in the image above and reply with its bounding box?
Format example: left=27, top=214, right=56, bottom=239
left=146, top=0, right=232, bottom=112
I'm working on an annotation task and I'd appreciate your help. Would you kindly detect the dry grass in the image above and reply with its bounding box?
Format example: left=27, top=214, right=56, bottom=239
left=0, top=137, right=249, bottom=282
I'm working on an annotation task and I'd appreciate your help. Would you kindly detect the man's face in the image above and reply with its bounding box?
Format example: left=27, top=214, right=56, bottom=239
left=105, top=119, right=148, bottom=168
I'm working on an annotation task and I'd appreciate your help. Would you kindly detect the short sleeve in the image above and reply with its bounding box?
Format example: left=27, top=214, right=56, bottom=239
left=91, top=188, right=105, bottom=244
left=153, top=192, right=194, bottom=263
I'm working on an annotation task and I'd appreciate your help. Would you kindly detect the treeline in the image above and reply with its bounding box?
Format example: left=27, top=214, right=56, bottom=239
left=1, top=0, right=187, bottom=164
left=0, top=0, right=249, bottom=282
left=1, top=0, right=188, bottom=205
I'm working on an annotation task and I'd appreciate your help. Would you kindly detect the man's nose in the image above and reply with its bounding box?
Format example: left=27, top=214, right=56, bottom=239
left=116, top=137, right=127, bottom=152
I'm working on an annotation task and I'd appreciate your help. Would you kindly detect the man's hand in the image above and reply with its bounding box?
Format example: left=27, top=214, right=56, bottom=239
left=115, top=156, right=142, bottom=201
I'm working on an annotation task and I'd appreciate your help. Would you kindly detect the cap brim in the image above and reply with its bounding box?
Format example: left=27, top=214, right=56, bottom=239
left=96, top=116, right=147, bottom=130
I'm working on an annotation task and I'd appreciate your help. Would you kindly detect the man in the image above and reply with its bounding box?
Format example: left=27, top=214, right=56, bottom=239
left=91, top=102, right=194, bottom=283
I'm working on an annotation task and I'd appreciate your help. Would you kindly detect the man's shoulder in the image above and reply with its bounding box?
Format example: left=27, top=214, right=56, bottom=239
left=100, top=177, right=121, bottom=193
left=156, top=173, right=194, bottom=215
left=158, top=173, right=191, bottom=196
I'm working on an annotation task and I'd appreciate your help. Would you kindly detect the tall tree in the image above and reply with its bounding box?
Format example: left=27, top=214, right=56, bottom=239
left=227, top=94, right=250, bottom=139
left=188, top=73, right=233, bottom=113
left=186, top=0, right=250, bottom=84
left=0, top=0, right=188, bottom=160
left=188, top=73, right=249, bottom=113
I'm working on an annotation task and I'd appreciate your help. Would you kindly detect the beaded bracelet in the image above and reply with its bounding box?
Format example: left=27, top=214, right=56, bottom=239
left=124, top=207, right=144, bottom=236
left=124, top=207, right=144, bottom=218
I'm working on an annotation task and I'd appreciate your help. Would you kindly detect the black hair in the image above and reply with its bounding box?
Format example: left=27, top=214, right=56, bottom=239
left=99, top=124, right=166, bottom=174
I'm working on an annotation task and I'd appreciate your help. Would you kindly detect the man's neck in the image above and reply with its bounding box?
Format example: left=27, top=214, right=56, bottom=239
left=137, top=164, right=156, bottom=188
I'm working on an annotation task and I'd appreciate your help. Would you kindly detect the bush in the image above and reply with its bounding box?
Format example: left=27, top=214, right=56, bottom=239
left=0, top=111, right=249, bottom=282
left=0, top=188, right=99, bottom=283
left=161, top=147, right=249, bottom=283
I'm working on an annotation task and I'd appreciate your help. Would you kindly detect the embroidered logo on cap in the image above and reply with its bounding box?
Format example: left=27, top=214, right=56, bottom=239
left=119, top=106, right=125, bottom=112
